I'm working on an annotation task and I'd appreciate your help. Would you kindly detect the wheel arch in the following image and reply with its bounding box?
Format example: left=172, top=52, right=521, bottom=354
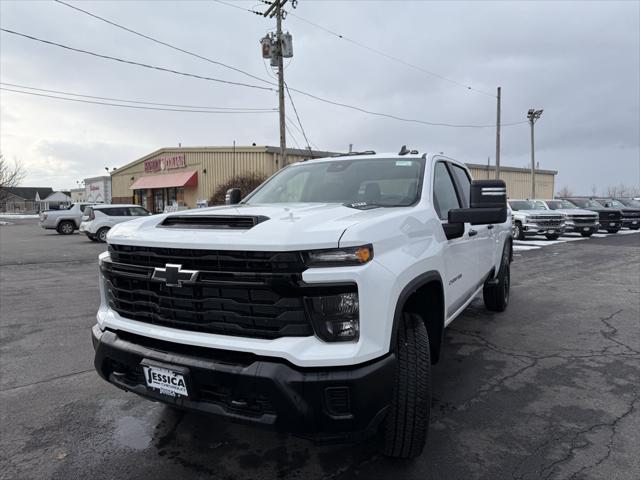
left=390, top=271, right=445, bottom=364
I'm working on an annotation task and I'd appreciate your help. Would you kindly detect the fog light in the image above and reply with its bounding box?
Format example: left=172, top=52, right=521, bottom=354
left=307, top=292, right=359, bottom=342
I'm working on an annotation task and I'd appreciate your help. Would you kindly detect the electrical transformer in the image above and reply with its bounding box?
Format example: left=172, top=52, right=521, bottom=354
left=260, top=35, right=273, bottom=59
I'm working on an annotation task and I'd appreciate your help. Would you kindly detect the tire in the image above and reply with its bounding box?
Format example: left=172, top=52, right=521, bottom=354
left=96, top=227, right=110, bottom=243
left=606, top=229, right=618, bottom=234
left=382, top=312, right=430, bottom=459
left=513, top=222, right=525, bottom=240
left=545, top=234, right=560, bottom=240
left=88, top=234, right=98, bottom=242
left=580, top=231, right=593, bottom=237
left=57, top=221, right=75, bottom=235
left=483, top=242, right=511, bottom=312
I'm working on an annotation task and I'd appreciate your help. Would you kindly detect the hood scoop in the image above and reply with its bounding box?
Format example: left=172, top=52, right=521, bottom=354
left=160, top=215, right=269, bottom=230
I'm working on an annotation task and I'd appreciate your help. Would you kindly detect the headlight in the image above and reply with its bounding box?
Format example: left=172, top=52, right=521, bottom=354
left=306, top=292, right=359, bottom=342
left=305, top=245, right=373, bottom=267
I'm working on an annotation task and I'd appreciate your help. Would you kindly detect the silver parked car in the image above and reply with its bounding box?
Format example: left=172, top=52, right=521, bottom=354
left=532, top=199, right=599, bottom=237
left=39, top=202, right=98, bottom=235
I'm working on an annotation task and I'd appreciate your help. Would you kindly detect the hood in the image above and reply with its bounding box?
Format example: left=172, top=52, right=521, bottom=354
left=554, top=209, right=598, bottom=217
left=107, top=203, right=395, bottom=251
left=512, top=209, right=562, bottom=217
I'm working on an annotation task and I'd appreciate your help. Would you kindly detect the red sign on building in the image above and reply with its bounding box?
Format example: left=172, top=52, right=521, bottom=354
left=144, top=155, right=186, bottom=173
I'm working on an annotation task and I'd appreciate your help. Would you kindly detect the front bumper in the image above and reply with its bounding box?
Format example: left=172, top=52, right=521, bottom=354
left=564, top=222, right=599, bottom=234
left=622, top=218, right=640, bottom=228
left=92, top=325, right=395, bottom=440
left=521, top=223, right=565, bottom=236
left=599, top=220, right=622, bottom=231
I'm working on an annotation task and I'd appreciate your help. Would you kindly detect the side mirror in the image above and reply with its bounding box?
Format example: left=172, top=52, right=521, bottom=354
left=448, top=180, right=507, bottom=225
left=225, top=188, right=242, bottom=205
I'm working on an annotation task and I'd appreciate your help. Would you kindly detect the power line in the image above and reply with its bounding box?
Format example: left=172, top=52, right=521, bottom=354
left=54, top=0, right=274, bottom=87
left=0, top=28, right=275, bottom=92
left=0, top=28, right=523, bottom=128
left=284, top=81, right=312, bottom=150
left=0, top=82, right=276, bottom=111
left=0, top=87, right=278, bottom=114
left=284, top=118, right=301, bottom=149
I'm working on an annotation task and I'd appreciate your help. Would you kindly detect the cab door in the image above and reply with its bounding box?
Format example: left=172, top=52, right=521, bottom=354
left=432, top=161, right=478, bottom=320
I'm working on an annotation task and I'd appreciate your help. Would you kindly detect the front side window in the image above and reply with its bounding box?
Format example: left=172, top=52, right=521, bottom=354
left=432, top=162, right=461, bottom=220
left=449, top=164, right=471, bottom=208
left=245, top=158, right=424, bottom=207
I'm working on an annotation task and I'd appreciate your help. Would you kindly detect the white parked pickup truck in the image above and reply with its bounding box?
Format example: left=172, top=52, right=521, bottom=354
left=39, top=202, right=98, bottom=234
left=91, top=149, right=512, bottom=459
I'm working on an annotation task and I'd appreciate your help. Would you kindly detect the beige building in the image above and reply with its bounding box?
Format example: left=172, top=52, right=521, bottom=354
left=111, top=146, right=557, bottom=211
left=467, top=163, right=556, bottom=199
left=111, top=146, right=335, bottom=212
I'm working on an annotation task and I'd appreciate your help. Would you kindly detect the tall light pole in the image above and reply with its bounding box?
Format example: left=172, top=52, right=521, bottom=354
left=527, top=108, right=543, bottom=198
left=495, top=86, right=501, bottom=180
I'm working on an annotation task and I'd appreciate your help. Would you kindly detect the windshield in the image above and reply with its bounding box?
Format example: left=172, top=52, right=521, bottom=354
left=607, top=199, right=626, bottom=208
left=547, top=200, right=577, bottom=210
left=245, top=158, right=425, bottom=207
left=508, top=200, right=539, bottom=211
left=618, top=198, right=640, bottom=207
left=569, top=198, right=603, bottom=208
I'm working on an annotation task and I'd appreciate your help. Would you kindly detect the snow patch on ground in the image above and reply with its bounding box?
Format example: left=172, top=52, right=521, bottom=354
left=513, top=229, right=639, bottom=252
left=0, top=214, right=39, bottom=219
left=0, top=221, right=13, bottom=226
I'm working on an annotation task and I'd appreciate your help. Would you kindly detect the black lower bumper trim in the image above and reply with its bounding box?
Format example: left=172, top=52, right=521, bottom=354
left=92, top=325, right=395, bottom=439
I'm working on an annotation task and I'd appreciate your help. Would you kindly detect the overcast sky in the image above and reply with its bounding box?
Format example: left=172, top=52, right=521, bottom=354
left=1, top=0, right=638, bottom=194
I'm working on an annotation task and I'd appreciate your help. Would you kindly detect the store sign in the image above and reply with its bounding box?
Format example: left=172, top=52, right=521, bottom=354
left=144, top=155, right=186, bottom=173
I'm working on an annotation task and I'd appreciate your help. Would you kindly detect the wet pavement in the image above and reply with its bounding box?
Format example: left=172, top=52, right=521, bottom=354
left=1, top=218, right=638, bottom=479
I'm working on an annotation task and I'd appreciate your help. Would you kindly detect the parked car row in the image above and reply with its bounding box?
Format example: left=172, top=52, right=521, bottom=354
left=39, top=202, right=151, bottom=241
left=507, top=197, right=640, bottom=240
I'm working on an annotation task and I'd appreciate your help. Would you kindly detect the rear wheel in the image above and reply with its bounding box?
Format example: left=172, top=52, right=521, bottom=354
left=483, top=242, right=511, bottom=312
left=56, top=221, right=75, bottom=235
left=96, top=227, right=110, bottom=243
left=382, top=312, right=430, bottom=459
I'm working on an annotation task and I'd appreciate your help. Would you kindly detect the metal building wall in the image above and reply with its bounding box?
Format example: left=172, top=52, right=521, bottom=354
left=467, top=165, right=556, bottom=199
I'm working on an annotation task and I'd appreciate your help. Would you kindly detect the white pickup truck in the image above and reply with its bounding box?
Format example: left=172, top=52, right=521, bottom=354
left=91, top=149, right=512, bottom=459
left=39, top=202, right=96, bottom=234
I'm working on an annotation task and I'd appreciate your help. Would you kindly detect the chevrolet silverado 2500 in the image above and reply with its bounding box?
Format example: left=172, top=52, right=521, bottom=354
left=92, top=150, right=511, bottom=459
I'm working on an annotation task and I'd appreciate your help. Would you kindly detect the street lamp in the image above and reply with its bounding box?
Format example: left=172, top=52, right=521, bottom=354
left=527, top=109, right=543, bottom=198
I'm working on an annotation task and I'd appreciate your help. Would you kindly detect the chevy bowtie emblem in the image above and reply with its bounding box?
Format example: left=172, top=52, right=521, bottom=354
left=151, top=264, right=198, bottom=287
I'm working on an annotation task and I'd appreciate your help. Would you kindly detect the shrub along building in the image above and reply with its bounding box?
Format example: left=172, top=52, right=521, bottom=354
left=110, top=146, right=557, bottom=212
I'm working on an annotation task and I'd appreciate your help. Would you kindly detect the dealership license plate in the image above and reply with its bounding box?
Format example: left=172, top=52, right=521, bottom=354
left=583, top=227, right=590, bottom=231
left=633, top=221, right=638, bottom=225
left=142, top=365, right=189, bottom=397
left=609, top=222, right=616, bottom=226
left=548, top=229, right=555, bottom=234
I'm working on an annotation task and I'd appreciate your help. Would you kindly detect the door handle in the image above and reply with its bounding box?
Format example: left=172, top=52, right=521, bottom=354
left=468, top=229, right=478, bottom=237
left=487, top=225, right=494, bottom=230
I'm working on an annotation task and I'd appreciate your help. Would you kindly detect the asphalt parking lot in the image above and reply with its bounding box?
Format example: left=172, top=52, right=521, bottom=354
left=1, top=218, right=638, bottom=480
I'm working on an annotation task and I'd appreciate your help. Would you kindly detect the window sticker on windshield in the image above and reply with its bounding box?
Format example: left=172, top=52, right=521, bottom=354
left=395, top=161, right=413, bottom=166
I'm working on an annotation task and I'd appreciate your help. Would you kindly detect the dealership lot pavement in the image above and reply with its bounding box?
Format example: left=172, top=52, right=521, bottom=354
left=1, top=218, right=638, bottom=480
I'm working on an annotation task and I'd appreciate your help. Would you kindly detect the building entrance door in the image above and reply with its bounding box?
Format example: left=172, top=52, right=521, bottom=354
left=153, top=189, right=164, bottom=213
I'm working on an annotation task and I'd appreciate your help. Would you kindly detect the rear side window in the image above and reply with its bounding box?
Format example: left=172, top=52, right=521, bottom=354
left=128, top=207, right=150, bottom=216
left=433, top=162, right=461, bottom=221
left=99, top=207, right=127, bottom=216
left=449, top=164, right=471, bottom=208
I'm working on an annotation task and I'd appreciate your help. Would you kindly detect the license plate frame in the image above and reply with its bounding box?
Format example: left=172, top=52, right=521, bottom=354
left=609, top=222, right=616, bottom=226
left=141, top=359, right=190, bottom=398
left=583, top=227, right=590, bottom=231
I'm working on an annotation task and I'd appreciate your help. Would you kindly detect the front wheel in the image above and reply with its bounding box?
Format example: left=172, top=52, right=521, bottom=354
left=580, top=231, right=593, bottom=237
left=382, top=312, right=431, bottom=459
left=513, top=222, right=525, bottom=240
left=607, top=229, right=619, bottom=234
left=545, top=234, right=560, bottom=240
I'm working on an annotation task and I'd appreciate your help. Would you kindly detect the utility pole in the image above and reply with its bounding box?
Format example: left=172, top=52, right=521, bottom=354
left=527, top=108, right=543, bottom=198
left=261, top=0, right=296, bottom=169
left=495, top=86, right=501, bottom=180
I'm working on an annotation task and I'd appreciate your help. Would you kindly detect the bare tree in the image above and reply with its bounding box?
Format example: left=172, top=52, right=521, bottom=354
left=556, top=185, right=572, bottom=197
left=606, top=183, right=640, bottom=198
left=0, top=154, right=26, bottom=190
left=591, top=184, right=597, bottom=197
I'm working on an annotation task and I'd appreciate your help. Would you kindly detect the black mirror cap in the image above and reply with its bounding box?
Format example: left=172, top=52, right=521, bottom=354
left=448, top=207, right=507, bottom=225
left=470, top=180, right=507, bottom=209
left=225, top=188, right=242, bottom=205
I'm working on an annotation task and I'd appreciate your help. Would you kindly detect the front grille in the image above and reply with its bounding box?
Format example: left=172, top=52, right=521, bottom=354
left=529, top=216, right=564, bottom=227
left=104, top=245, right=355, bottom=339
left=569, top=215, right=598, bottom=224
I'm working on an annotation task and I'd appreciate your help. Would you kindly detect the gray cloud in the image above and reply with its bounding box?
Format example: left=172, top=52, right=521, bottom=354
left=0, top=0, right=638, bottom=194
